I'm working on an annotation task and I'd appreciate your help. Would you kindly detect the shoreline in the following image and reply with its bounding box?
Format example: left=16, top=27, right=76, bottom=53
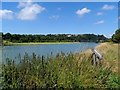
left=3, top=42, right=80, bottom=46
left=3, top=42, right=100, bottom=46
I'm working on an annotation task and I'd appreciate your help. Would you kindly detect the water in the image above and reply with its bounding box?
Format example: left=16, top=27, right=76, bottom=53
left=2, top=42, right=98, bottom=62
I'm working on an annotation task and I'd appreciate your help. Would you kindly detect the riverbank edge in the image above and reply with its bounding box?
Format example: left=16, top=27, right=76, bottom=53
left=93, top=42, right=119, bottom=74
left=3, top=42, right=81, bottom=46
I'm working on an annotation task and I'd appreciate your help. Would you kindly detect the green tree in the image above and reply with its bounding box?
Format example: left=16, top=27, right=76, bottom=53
left=3, top=33, right=107, bottom=43
left=112, top=28, right=120, bottom=43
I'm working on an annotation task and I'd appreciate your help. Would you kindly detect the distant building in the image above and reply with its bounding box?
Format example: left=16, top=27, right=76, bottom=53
left=67, top=34, right=71, bottom=37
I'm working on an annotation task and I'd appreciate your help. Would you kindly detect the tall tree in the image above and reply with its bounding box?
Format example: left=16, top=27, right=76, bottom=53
left=112, top=28, right=120, bottom=43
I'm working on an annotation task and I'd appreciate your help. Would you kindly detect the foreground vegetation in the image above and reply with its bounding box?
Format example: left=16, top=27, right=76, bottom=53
left=96, top=43, right=119, bottom=74
left=1, top=43, right=120, bottom=89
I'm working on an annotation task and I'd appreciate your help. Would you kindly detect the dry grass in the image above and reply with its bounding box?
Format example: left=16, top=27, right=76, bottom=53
left=95, top=43, right=119, bottom=74
left=75, top=42, right=119, bottom=74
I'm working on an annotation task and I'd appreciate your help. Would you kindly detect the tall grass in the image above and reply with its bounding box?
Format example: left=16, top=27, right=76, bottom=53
left=1, top=50, right=119, bottom=89
left=96, top=43, right=119, bottom=73
left=1, top=44, right=120, bottom=89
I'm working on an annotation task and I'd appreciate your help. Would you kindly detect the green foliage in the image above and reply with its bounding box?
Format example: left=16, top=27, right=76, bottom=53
left=106, top=73, right=120, bottom=88
left=1, top=52, right=119, bottom=89
left=3, top=33, right=107, bottom=43
left=0, top=32, right=2, bottom=46
left=112, top=28, right=120, bottom=43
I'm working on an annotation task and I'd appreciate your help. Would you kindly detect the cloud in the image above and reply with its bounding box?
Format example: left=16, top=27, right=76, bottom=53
left=102, top=5, right=115, bottom=10
left=96, top=12, right=103, bottom=16
left=17, top=0, right=32, bottom=8
left=76, top=8, right=91, bottom=16
left=95, top=20, right=104, bottom=24
left=49, top=15, right=60, bottom=20
left=17, top=1, right=45, bottom=20
left=0, top=9, right=14, bottom=19
left=17, top=2, right=29, bottom=8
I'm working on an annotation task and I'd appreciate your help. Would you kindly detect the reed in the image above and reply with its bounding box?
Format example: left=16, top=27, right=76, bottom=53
left=1, top=43, right=120, bottom=89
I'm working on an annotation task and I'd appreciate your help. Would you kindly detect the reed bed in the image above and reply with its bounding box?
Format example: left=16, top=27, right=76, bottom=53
left=1, top=43, right=120, bottom=89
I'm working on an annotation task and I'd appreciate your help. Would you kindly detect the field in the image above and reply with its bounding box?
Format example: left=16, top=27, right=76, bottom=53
left=0, top=43, right=120, bottom=89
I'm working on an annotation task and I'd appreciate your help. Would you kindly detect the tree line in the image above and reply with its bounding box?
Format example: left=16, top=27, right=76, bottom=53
left=112, top=28, right=120, bottom=43
left=2, top=33, right=107, bottom=43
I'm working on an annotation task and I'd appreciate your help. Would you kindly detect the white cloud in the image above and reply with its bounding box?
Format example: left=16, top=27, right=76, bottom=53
left=17, top=2, right=29, bottom=8
left=49, top=15, right=60, bottom=20
left=102, top=5, right=115, bottom=10
left=0, top=9, right=14, bottom=19
left=96, top=12, right=103, bottom=16
left=17, top=1, right=45, bottom=20
left=17, top=0, right=32, bottom=8
left=95, top=20, right=104, bottom=24
left=0, top=0, right=45, bottom=20
left=76, top=8, right=91, bottom=16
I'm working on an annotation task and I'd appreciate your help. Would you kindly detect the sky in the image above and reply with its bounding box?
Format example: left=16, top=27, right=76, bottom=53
left=0, top=1, right=118, bottom=38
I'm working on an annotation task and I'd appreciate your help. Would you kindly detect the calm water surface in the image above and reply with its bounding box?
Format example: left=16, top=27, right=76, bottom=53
left=2, top=42, right=99, bottom=62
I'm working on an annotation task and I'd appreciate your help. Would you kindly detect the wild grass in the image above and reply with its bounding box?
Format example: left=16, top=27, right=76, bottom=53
left=1, top=43, right=120, bottom=89
left=95, top=43, right=119, bottom=74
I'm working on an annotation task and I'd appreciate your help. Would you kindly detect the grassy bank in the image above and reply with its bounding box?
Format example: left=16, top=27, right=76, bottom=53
left=95, top=43, right=119, bottom=74
left=3, top=40, right=78, bottom=46
left=1, top=43, right=120, bottom=89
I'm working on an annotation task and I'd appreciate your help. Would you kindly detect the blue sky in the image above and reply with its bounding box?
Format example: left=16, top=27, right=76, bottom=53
left=0, top=1, right=118, bottom=38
